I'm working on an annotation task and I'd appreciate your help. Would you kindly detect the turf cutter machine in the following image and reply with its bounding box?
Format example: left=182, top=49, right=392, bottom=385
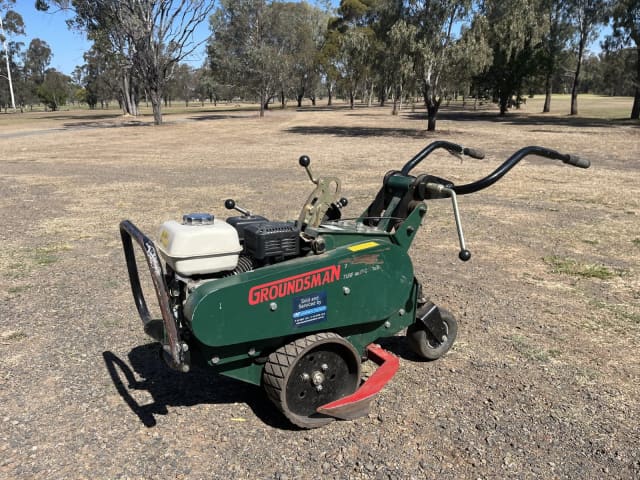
left=120, top=140, right=590, bottom=428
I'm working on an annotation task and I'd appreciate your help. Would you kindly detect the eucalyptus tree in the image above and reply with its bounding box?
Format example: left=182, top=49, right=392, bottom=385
left=0, top=38, right=22, bottom=110
left=609, top=0, right=640, bottom=119
left=318, top=25, right=342, bottom=105
left=407, top=0, right=474, bottom=130
left=567, top=0, right=609, bottom=115
left=283, top=1, right=328, bottom=107
left=38, top=0, right=214, bottom=124
left=328, top=0, right=378, bottom=108
left=23, top=38, right=52, bottom=102
left=337, top=26, right=375, bottom=108
left=80, top=41, right=121, bottom=109
left=475, top=0, right=545, bottom=115
left=36, top=68, right=71, bottom=111
left=209, top=0, right=285, bottom=117
left=540, top=0, right=572, bottom=112
left=387, top=20, right=417, bottom=115
left=0, top=0, right=24, bottom=111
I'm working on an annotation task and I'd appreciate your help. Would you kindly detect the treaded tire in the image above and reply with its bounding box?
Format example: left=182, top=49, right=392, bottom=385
left=263, top=332, right=361, bottom=429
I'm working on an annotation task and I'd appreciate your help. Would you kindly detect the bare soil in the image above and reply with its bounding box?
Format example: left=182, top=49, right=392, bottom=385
left=1, top=99, right=639, bottom=479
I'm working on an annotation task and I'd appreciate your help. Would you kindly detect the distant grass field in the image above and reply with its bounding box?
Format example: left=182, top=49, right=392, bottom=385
left=0, top=94, right=636, bottom=133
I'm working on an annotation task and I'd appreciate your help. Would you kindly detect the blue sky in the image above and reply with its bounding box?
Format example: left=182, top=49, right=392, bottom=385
left=12, top=2, right=608, bottom=77
left=13, top=3, right=211, bottom=75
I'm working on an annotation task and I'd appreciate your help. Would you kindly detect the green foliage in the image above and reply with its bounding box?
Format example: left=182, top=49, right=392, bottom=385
left=475, top=0, right=545, bottom=115
left=209, top=0, right=327, bottom=113
left=36, top=69, right=71, bottom=111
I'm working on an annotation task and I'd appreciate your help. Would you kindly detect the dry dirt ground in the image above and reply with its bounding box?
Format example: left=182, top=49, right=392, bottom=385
left=1, top=99, right=639, bottom=479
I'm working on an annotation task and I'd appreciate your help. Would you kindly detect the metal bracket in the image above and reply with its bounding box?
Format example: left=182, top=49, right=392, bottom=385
left=416, top=302, right=447, bottom=343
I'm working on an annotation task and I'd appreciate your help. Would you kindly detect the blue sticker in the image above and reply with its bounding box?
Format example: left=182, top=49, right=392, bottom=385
left=292, top=291, right=327, bottom=327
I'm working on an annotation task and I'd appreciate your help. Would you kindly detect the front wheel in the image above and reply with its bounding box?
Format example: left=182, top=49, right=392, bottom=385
left=406, top=308, right=458, bottom=360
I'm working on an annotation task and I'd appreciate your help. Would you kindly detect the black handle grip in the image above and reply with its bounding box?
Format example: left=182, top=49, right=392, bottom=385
left=462, top=147, right=485, bottom=159
left=224, top=199, right=235, bottom=210
left=563, top=154, right=590, bottom=169
left=299, top=155, right=310, bottom=167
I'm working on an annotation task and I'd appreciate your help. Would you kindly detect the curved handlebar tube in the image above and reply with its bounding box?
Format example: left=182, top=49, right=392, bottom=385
left=401, top=141, right=485, bottom=176
left=452, top=146, right=590, bottom=195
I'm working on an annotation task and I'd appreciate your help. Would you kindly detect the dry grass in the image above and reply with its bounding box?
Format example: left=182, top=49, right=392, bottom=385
left=0, top=96, right=638, bottom=478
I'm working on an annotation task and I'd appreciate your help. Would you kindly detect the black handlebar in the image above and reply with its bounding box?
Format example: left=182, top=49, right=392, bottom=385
left=452, top=146, right=590, bottom=195
left=401, top=141, right=485, bottom=175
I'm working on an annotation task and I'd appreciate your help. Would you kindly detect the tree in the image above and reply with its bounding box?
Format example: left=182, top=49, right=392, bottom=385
left=209, top=0, right=295, bottom=117
left=39, top=0, right=214, bottom=124
left=167, top=63, right=195, bottom=106
left=0, top=0, right=24, bottom=111
left=387, top=20, right=417, bottom=115
left=337, top=26, right=374, bottom=108
left=76, top=42, right=121, bottom=109
left=475, top=0, right=545, bottom=115
left=23, top=38, right=52, bottom=106
left=410, top=0, right=474, bottom=130
left=609, top=0, right=640, bottom=119
left=539, top=0, right=572, bottom=112
left=567, top=0, right=609, bottom=115
left=37, top=68, right=71, bottom=110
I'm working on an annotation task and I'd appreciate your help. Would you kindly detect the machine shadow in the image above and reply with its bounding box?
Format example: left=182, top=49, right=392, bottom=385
left=102, top=345, right=294, bottom=430
left=375, top=334, right=425, bottom=362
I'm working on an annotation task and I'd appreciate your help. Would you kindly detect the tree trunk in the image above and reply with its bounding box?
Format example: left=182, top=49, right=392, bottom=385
left=311, top=96, right=316, bottom=106
left=280, top=90, right=285, bottom=109
left=543, top=73, right=552, bottom=113
left=327, top=85, right=333, bottom=106
left=426, top=103, right=438, bottom=131
left=121, top=73, right=137, bottom=116
left=499, top=95, right=509, bottom=116
left=297, top=94, right=303, bottom=107
left=631, top=46, right=640, bottom=120
left=150, top=89, right=163, bottom=125
left=379, top=86, right=386, bottom=107
left=422, top=81, right=441, bottom=131
left=570, top=36, right=586, bottom=116
left=349, top=91, right=354, bottom=109
left=259, top=92, right=265, bottom=117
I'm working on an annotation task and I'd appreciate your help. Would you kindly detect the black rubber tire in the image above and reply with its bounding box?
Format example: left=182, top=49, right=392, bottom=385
left=406, top=308, right=458, bottom=360
left=262, top=332, right=361, bottom=429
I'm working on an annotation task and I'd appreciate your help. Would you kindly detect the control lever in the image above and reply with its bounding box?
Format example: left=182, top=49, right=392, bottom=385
left=297, top=155, right=342, bottom=229
left=224, top=199, right=251, bottom=216
left=424, top=183, right=471, bottom=261
left=299, top=155, right=318, bottom=184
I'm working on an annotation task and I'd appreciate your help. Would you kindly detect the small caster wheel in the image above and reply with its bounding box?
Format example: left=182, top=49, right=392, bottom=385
left=406, top=308, right=458, bottom=360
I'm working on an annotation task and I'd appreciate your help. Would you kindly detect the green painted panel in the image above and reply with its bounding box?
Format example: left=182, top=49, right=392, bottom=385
left=185, top=240, right=415, bottom=348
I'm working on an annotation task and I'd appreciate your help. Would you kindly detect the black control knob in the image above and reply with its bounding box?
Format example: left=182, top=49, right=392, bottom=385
left=299, top=155, right=311, bottom=167
left=338, top=197, right=348, bottom=208
left=224, top=199, right=235, bottom=210
left=459, top=249, right=471, bottom=262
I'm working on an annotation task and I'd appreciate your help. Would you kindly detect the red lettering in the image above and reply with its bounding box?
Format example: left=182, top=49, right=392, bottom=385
left=247, top=265, right=342, bottom=305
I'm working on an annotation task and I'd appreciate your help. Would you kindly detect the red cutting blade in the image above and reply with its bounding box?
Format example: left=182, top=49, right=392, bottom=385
left=316, top=343, right=399, bottom=420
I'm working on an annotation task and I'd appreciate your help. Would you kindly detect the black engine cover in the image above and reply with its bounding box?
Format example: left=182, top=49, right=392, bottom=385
left=243, top=221, right=300, bottom=261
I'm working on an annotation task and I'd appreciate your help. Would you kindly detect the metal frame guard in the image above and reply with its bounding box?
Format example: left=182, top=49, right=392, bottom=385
left=119, top=220, right=188, bottom=372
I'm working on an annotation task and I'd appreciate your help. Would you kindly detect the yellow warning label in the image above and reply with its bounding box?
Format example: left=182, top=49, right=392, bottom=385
left=348, top=241, right=380, bottom=252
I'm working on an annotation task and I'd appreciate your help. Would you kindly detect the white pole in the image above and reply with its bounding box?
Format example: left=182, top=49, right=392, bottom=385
left=0, top=14, right=17, bottom=112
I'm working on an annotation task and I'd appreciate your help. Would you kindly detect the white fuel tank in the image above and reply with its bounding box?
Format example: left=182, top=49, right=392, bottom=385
left=157, top=213, right=241, bottom=276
